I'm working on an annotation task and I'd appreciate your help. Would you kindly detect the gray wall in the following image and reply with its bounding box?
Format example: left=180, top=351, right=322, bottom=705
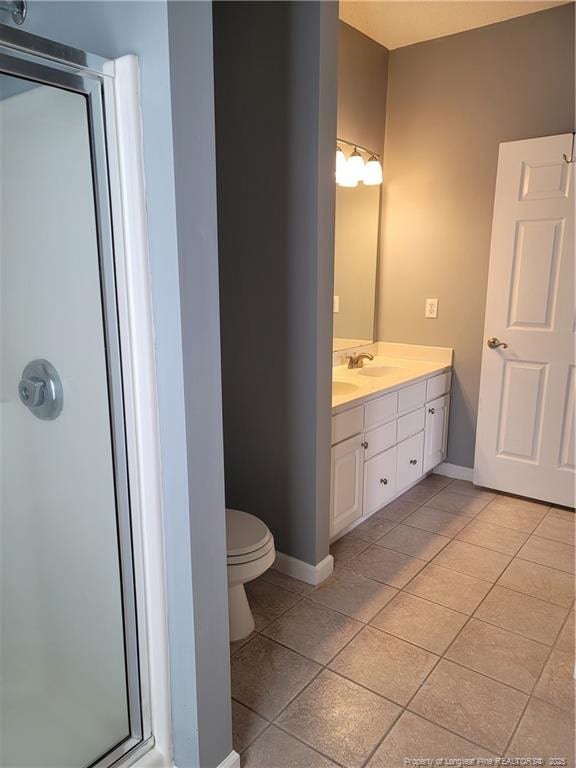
left=378, top=4, right=575, bottom=468
left=213, top=1, right=338, bottom=566
left=168, top=3, right=232, bottom=767
left=338, top=21, right=389, bottom=154
left=16, top=3, right=232, bottom=767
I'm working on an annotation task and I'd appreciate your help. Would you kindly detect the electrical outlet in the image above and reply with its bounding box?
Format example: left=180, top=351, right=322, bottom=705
left=334, top=295, right=340, bottom=313
left=425, top=298, right=438, bottom=319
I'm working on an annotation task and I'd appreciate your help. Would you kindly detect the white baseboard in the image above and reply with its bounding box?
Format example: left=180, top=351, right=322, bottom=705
left=273, top=551, right=334, bottom=586
left=434, top=462, right=474, bottom=481
left=217, top=750, right=240, bottom=768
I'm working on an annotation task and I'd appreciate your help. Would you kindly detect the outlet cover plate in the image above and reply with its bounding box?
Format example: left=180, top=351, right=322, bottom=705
left=425, top=298, right=438, bottom=319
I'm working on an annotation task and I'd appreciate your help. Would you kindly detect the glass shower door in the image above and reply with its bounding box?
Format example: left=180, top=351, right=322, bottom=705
left=0, top=61, right=142, bottom=768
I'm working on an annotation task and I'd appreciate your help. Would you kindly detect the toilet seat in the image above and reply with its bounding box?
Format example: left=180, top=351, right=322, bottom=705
left=226, top=508, right=272, bottom=558
left=225, top=508, right=276, bottom=642
left=227, top=536, right=275, bottom=565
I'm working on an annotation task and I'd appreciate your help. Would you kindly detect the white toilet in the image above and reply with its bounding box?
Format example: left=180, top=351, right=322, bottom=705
left=226, top=508, right=276, bottom=641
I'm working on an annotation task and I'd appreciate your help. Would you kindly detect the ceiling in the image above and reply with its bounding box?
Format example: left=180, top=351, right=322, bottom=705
left=339, top=0, right=572, bottom=50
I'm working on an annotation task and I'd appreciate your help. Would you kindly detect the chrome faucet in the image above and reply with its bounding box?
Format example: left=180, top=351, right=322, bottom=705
left=346, top=352, right=375, bottom=369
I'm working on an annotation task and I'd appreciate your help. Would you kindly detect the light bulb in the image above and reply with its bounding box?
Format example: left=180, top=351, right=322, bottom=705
left=338, top=160, right=358, bottom=187
left=363, top=155, right=383, bottom=185
left=347, top=148, right=364, bottom=184
left=336, top=146, right=346, bottom=184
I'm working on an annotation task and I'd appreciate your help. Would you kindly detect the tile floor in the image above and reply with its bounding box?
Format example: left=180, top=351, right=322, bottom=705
left=230, top=475, right=575, bottom=768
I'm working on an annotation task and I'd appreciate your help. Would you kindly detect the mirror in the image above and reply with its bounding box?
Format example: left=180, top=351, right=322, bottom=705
left=333, top=182, right=381, bottom=351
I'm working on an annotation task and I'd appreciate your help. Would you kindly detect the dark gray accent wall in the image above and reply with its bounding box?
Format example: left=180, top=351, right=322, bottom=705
left=213, top=1, right=338, bottom=566
left=338, top=21, right=389, bottom=154
left=378, top=4, right=575, bottom=468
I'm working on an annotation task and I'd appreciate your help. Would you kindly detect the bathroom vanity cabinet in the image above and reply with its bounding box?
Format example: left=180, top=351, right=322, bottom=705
left=330, top=370, right=451, bottom=538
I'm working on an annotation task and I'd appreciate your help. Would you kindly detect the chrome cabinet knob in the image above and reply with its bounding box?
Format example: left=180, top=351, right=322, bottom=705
left=487, top=337, right=508, bottom=349
left=380, top=478, right=388, bottom=485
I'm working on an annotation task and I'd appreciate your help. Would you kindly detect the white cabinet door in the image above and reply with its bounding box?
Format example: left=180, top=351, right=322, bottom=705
left=364, top=446, right=397, bottom=517
left=330, top=434, right=364, bottom=537
left=474, top=134, right=575, bottom=506
left=424, top=395, right=450, bottom=473
left=397, top=432, right=424, bottom=492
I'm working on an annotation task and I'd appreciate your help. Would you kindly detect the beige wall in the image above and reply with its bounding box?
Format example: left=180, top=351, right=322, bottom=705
left=378, top=4, right=575, bottom=468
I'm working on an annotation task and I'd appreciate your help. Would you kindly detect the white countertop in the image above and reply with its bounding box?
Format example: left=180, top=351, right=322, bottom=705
left=332, top=343, right=453, bottom=413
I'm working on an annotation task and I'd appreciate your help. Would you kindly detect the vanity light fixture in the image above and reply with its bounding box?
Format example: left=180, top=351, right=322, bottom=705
left=336, top=139, right=383, bottom=187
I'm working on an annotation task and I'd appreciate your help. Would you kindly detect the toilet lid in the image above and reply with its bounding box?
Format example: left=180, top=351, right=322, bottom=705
left=226, top=508, right=272, bottom=556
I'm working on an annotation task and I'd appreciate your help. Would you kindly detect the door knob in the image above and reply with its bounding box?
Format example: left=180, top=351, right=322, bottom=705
left=361, top=441, right=369, bottom=449
left=410, top=459, right=418, bottom=465
left=428, top=407, right=435, bottom=415
left=487, top=337, right=508, bottom=349
left=380, top=478, right=388, bottom=485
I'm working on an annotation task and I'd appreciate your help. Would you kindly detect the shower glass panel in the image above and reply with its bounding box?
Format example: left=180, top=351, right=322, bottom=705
left=0, top=65, right=139, bottom=768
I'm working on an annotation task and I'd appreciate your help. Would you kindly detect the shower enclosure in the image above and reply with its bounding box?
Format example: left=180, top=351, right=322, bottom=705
left=0, top=24, right=153, bottom=768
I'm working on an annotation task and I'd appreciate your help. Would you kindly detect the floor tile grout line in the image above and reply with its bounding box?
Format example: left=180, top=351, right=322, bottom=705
left=234, top=630, right=572, bottom=765
left=261, top=600, right=366, bottom=666
left=398, top=571, right=524, bottom=758
left=272, top=720, right=348, bottom=768
left=232, top=482, right=574, bottom=762
left=514, top=553, right=575, bottom=574
left=307, top=581, right=400, bottom=625
left=236, top=710, right=348, bottom=767
left=501, top=592, right=574, bottom=756
left=490, top=576, right=575, bottom=610
left=344, top=519, right=529, bottom=587
left=365, top=619, right=551, bottom=699
left=401, top=554, right=574, bottom=609
left=357, top=677, right=505, bottom=765
left=252, top=556, right=535, bottom=757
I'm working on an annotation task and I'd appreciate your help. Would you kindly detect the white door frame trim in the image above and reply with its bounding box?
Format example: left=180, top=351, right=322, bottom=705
left=105, top=55, right=172, bottom=768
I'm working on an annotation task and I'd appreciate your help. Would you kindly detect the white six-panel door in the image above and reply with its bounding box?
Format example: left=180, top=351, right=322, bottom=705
left=474, top=134, right=575, bottom=507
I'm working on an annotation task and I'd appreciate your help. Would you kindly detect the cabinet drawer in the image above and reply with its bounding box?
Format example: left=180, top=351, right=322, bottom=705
left=396, top=431, right=425, bottom=492
left=364, top=446, right=397, bottom=517
left=365, top=392, right=398, bottom=430
left=397, top=407, right=425, bottom=443
left=398, top=382, right=426, bottom=414
left=364, top=420, right=396, bottom=460
left=332, top=405, right=363, bottom=446
left=426, top=371, right=452, bottom=402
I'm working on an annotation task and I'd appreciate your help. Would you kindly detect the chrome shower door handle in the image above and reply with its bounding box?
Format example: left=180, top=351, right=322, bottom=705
left=487, top=337, right=508, bottom=350
left=18, top=359, right=63, bottom=420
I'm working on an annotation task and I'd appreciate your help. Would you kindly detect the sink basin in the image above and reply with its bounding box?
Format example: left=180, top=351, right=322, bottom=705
left=333, top=380, right=360, bottom=396
left=357, top=366, right=409, bottom=378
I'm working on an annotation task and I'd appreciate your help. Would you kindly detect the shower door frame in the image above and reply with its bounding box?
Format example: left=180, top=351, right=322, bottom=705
left=0, top=24, right=166, bottom=768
